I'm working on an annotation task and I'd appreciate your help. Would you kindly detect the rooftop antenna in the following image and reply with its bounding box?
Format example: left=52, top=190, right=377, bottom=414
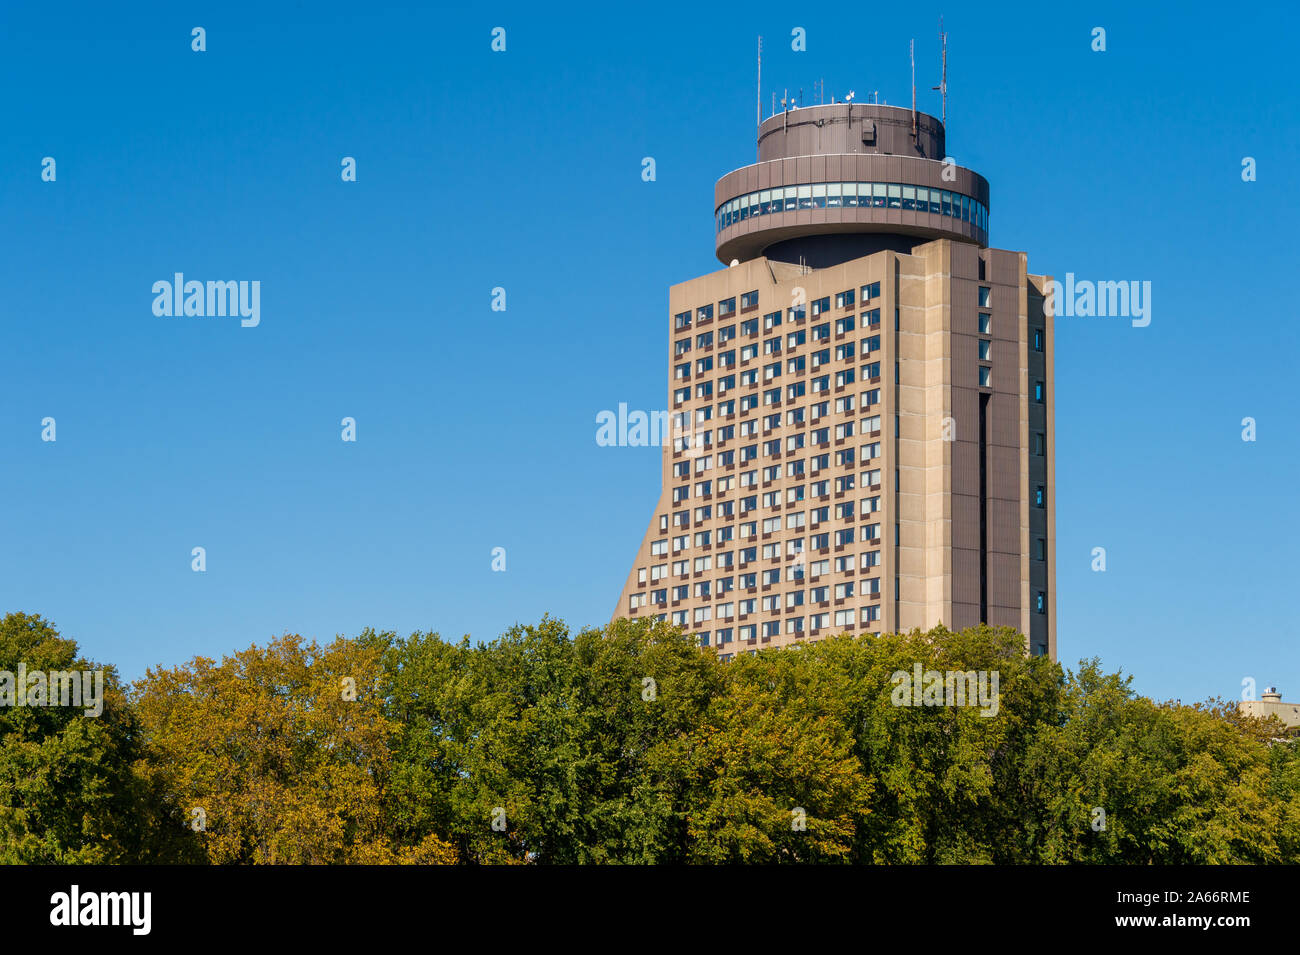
left=756, top=35, right=762, bottom=156
left=931, top=17, right=948, bottom=125
left=910, top=39, right=917, bottom=142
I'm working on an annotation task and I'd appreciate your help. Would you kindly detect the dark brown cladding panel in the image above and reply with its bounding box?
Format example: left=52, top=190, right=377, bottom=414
left=989, top=447, right=1021, bottom=501
left=953, top=547, right=981, bottom=605
left=953, top=602, right=982, bottom=630
left=990, top=392, right=1020, bottom=447
left=988, top=553, right=1022, bottom=608
left=758, top=104, right=946, bottom=162
left=716, top=154, right=989, bottom=211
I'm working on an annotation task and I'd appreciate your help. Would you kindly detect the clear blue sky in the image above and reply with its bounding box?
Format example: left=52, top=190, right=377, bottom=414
left=2, top=1, right=1297, bottom=705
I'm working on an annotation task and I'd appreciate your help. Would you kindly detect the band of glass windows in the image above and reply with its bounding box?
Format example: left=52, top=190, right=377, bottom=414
left=716, top=182, right=988, bottom=234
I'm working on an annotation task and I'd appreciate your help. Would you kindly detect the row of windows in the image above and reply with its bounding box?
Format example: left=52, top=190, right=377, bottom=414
left=666, top=400, right=882, bottom=463
left=672, top=450, right=884, bottom=497
left=633, top=576, right=883, bottom=610
left=665, top=470, right=889, bottom=514
left=676, top=359, right=882, bottom=390
left=716, top=182, right=988, bottom=234
left=664, top=497, right=881, bottom=528
left=634, top=577, right=1048, bottom=621
left=647, top=525, right=884, bottom=564
left=665, top=479, right=882, bottom=531
left=650, top=605, right=884, bottom=638
left=655, top=522, right=881, bottom=549
left=670, top=398, right=884, bottom=455
left=674, top=284, right=881, bottom=332
left=639, top=548, right=882, bottom=578
left=675, top=316, right=878, bottom=356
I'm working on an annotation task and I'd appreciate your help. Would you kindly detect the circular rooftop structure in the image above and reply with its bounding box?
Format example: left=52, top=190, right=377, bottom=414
left=714, top=103, right=989, bottom=268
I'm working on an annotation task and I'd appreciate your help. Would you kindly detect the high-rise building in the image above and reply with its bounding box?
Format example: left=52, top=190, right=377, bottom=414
left=614, top=101, right=1055, bottom=660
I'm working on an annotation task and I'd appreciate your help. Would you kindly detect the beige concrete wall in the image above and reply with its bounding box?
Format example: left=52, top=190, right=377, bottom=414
left=612, top=240, right=1055, bottom=659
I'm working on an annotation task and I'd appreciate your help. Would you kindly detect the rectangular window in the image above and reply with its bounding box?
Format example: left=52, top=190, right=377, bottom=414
left=978, top=287, right=991, bottom=308
left=1034, top=380, right=1045, bottom=403
left=979, top=366, right=992, bottom=387
left=979, top=339, right=991, bottom=360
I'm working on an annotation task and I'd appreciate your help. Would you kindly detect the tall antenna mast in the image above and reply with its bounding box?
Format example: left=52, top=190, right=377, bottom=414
left=931, top=17, right=948, bottom=125
left=756, top=34, right=762, bottom=151
left=910, top=39, right=917, bottom=142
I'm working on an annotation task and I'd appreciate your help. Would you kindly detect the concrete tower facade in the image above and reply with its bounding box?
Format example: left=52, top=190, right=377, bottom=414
left=614, top=102, right=1055, bottom=659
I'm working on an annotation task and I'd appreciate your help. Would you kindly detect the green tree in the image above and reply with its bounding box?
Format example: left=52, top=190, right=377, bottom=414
left=133, top=630, right=454, bottom=864
left=0, top=612, right=195, bottom=863
left=1024, top=663, right=1296, bottom=863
